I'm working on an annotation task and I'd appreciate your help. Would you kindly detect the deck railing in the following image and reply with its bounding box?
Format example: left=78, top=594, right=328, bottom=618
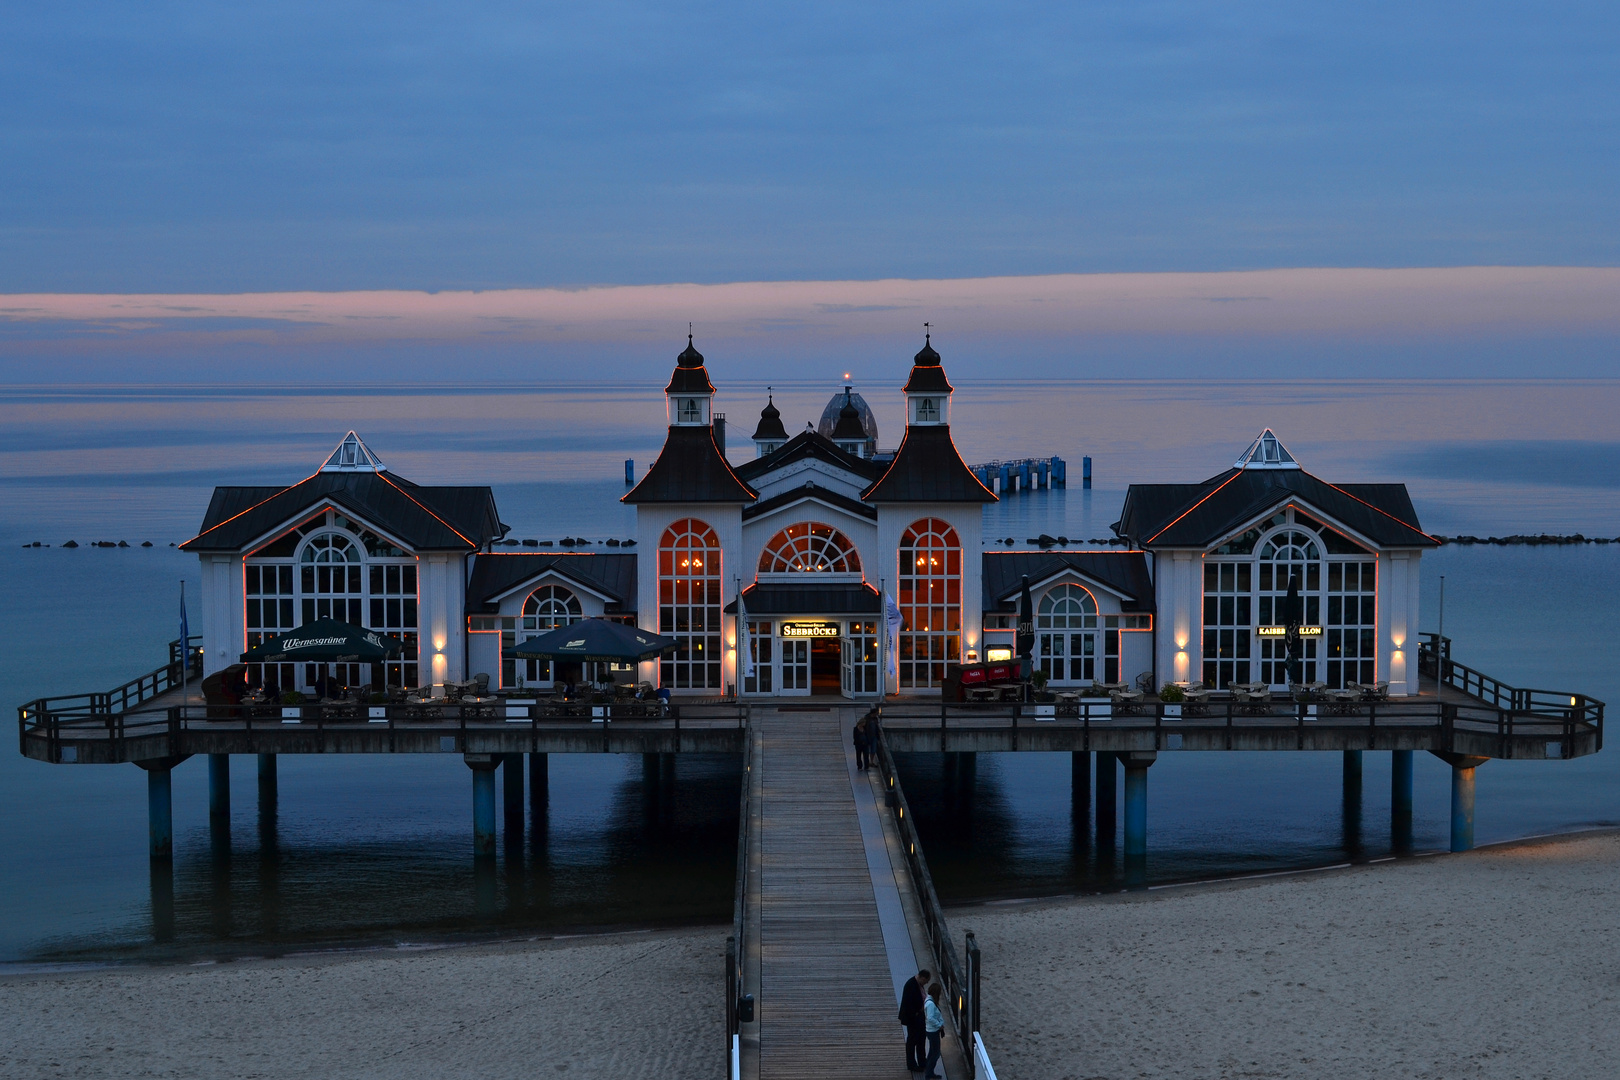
left=726, top=721, right=755, bottom=1071
left=871, top=716, right=980, bottom=1077
left=1420, top=633, right=1603, bottom=725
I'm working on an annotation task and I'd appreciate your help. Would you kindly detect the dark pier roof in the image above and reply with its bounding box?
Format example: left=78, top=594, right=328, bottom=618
left=624, top=425, right=757, bottom=504
left=862, top=425, right=996, bottom=503
left=466, top=552, right=637, bottom=614
left=1116, top=467, right=1436, bottom=549
left=982, top=551, right=1156, bottom=613
left=735, top=429, right=887, bottom=485
left=184, top=470, right=503, bottom=553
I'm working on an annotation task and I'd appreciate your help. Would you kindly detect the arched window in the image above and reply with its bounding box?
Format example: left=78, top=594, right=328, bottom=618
left=519, top=585, right=583, bottom=685
left=1257, top=528, right=1322, bottom=685
left=300, top=532, right=363, bottom=624
left=659, top=518, right=722, bottom=689
left=1036, top=584, right=1097, bottom=685
left=757, top=522, right=862, bottom=576
left=897, top=518, right=961, bottom=688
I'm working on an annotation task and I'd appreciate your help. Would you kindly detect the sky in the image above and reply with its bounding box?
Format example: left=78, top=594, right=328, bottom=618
left=1, top=2, right=1616, bottom=381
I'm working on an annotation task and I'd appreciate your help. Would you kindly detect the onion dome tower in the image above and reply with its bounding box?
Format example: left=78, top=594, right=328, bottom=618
left=862, top=332, right=995, bottom=503
left=624, top=334, right=756, bottom=504
left=751, top=391, right=789, bottom=457
left=830, top=386, right=870, bottom=458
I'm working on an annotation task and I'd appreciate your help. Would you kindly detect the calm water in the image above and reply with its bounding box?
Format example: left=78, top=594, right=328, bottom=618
left=1, top=380, right=1616, bottom=962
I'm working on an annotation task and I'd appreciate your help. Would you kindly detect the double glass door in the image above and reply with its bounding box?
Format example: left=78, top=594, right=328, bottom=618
left=780, top=639, right=810, bottom=691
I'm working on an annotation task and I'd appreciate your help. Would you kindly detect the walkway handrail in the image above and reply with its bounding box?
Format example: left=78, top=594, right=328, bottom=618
left=18, top=637, right=200, bottom=753
left=727, top=720, right=754, bottom=1055
left=871, top=715, right=975, bottom=1075
left=1420, top=633, right=1604, bottom=723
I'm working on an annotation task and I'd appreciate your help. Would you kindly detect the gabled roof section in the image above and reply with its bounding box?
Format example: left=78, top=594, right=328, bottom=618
left=741, top=480, right=879, bottom=521
left=1114, top=467, right=1436, bottom=550
left=465, top=552, right=638, bottom=614
left=724, top=582, right=881, bottom=616
left=623, top=424, right=757, bottom=504
left=182, top=469, right=504, bottom=553
left=322, top=431, right=385, bottom=472
left=1235, top=429, right=1299, bottom=470
left=734, top=429, right=887, bottom=484
left=861, top=425, right=997, bottom=503
left=982, top=552, right=1156, bottom=613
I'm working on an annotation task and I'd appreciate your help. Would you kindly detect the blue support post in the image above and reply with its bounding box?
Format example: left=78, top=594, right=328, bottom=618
left=1050, top=455, right=1065, bottom=488
left=469, top=758, right=498, bottom=857
left=147, top=765, right=173, bottom=861
left=209, top=754, right=231, bottom=821
left=257, top=752, right=277, bottom=790
left=1082, top=455, right=1092, bottom=490
left=999, top=464, right=1011, bottom=494
left=1451, top=763, right=1476, bottom=852
left=1391, top=749, right=1414, bottom=848
left=624, top=459, right=634, bottom=485
left=1343, top=750, right=1362, bottom=799
left=1123, top=758, right=1151, bottom=858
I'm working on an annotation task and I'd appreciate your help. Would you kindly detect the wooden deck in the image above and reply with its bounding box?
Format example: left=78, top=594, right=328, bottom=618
left=750, top=707, right=914, bottom=1079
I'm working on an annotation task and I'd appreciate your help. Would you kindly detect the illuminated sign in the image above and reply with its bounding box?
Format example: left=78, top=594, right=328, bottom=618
left=781, top=621, right=841, bottom=638
left=985, top=647, right=1014, bottom=662
left=1256, top=626, right=1322, bottom=637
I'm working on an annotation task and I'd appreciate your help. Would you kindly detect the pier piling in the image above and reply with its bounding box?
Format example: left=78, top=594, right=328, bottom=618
left=1391, top=749, right=1414, bottom=850
left=257, top=752, right=277, bottom=795
left=467, top=755, right=498, bottom=857
left=502, top=753, right=524, bottom=831
left=1071, top=750, right=1091, bottom=843
left=1122, top=752, right=1155, bottom=869
left=209, top=753, right=231, bottom=823
left=1445, top=755, right=1487, bottom=852
left=145, top=764, right=173, bottom=861
left=1095, top=751, right=1118, bottom=848
left=528, top=752, right=548, bottom=837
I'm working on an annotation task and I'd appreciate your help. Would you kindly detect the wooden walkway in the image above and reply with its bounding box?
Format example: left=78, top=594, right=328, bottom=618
left=751, top=707, right=913, bottom=1079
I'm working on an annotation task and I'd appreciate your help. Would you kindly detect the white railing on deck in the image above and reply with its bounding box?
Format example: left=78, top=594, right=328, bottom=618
left=973, top=1033, right=999, bottom=1080
left=730, top=1034, right=739, bottom=1080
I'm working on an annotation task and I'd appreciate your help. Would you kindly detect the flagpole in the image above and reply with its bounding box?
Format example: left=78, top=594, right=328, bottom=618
left=179, top=580, right=188, bottom=705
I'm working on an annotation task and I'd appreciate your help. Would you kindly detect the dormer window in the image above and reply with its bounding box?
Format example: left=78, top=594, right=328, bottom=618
left=914, top=397, right=940, bottom=424
left=678, top=398, right=703, bottom=424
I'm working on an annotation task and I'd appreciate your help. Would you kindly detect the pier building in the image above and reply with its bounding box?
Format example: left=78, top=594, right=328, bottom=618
left=172, top=334, right=1433, bottom=704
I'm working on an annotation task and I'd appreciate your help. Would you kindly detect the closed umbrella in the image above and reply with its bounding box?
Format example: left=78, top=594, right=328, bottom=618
left=240, top=618, right=403, bottom=663
left=1017, top=574, right=1036, bottom=699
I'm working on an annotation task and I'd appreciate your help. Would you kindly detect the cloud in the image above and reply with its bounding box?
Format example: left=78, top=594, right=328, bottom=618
left=1, top=266, right=1616, bottom=381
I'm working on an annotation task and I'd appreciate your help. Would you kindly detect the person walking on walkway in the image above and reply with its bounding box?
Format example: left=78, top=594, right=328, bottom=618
left=899, top=968, right=930, bottom=1072
left=853, top=716, right=871, bottom=770
left=922, top=981, right=946, bottom=1079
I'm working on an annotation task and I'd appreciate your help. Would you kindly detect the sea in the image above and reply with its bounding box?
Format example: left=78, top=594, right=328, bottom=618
left=1, top=379, right=1617, bottom=964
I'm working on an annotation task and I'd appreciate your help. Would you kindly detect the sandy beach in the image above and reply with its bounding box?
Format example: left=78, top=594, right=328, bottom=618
left=5, top=833, right=1618, bottom=1079
left=0, top=926, right=726, bottom=1080
left=957, top=831, right=1620, bottom=1080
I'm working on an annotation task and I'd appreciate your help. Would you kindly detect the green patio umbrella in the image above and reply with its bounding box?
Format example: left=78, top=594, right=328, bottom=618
left=506, top=618, right=678, bottom=663
left=240, top=618, right=403, bottom=663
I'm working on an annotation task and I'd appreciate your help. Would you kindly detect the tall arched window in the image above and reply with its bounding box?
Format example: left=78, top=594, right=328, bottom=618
left=659, top=518, right=722, bottom=689
left=1258, top=529, right=1321, bottom=685
left=897, top=518, right=961, bottom=688
left=1036, top=584, right=1096, bottom=684
left=520, top=585, right=582, bottom=684
left=300, top=532, right=363, bottom=624
left=757, top=522, right=862, bottom=576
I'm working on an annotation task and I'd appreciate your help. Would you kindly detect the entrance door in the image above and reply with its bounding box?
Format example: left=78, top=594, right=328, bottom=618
left=781, top=639, right=810, bottom=693
left=810, top=638, right=842, bottom=696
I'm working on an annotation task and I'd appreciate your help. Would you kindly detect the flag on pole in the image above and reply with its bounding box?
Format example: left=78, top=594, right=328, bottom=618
left=738, top=583, right=754, bottom=682
left=884, top=591, right=903, bottom=684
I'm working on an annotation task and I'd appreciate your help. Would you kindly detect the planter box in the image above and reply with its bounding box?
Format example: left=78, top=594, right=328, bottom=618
left=280, top=707, right=303, bottom=723
left=1084, top=701, right=1112, bottom=720
left=505, top=699, right=536, bottom=721
left=1161, top=704, right=1182, bottom=719
left=368, top=706, right=388, bottom=722
left=1033, top=704, right=1055, bottom=720
left=591, top=706, right=608, bottom=722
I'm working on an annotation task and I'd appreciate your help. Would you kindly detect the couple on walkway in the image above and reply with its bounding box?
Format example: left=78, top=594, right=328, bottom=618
left=898, top=968, right=946, bottom=1078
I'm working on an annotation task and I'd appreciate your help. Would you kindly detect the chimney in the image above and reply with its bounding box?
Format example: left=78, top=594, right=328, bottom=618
left=713, top=413, right=726, bottom=455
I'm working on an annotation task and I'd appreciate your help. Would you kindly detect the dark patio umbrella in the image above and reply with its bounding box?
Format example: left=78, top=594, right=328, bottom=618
left=240, top=618, right=403, bottom=663
left=1016, top=574, right=1036, bottom=698
left=1282, top=572, right=1304, bottom=685
left=506, top=618, right=679, bottom=663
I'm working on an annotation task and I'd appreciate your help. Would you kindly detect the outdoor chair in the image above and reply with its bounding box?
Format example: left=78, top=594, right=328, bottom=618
left=1361, top=681, right=1390, bottom=701
left=472, top=672, right=490, bottom=695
